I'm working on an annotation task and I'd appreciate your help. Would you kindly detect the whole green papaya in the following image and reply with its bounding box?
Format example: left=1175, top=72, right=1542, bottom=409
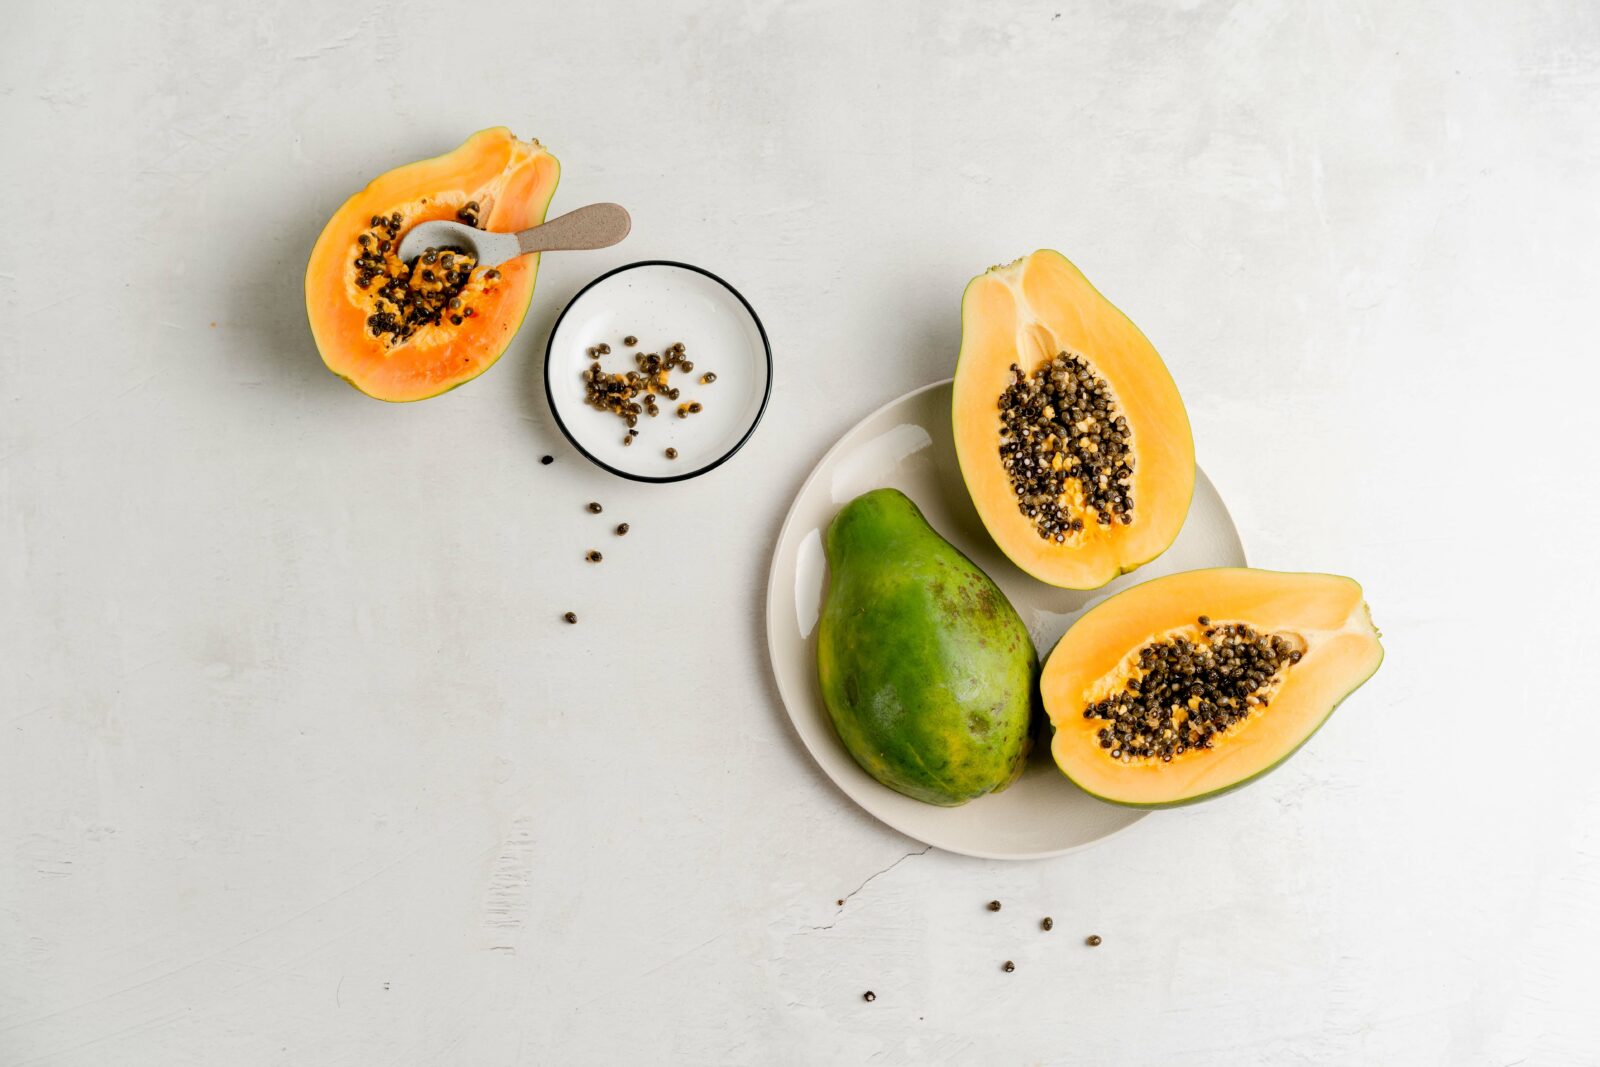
left=817, top=488, right=1037, bottom=806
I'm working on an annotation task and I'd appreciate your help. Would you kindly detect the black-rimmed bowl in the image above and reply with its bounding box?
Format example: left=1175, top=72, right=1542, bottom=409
left=543, top=260, right=772, bottom=483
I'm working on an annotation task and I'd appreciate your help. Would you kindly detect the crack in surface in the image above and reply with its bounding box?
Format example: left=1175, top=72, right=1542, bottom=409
left=807, top=846, right=932, bottom=930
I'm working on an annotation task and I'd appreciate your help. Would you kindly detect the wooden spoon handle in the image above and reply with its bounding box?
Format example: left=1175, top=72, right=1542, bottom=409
left=515, top=203, right=632, bottom=255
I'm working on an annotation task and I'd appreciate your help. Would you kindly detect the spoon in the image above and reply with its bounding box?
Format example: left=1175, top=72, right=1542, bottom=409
left=396, top=202, right=631, bottom=267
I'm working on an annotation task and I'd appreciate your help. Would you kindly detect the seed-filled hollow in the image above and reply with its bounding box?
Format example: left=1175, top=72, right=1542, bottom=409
left=998, top=351, right=1135, bottom=542
left=349, top=202, right=498, bottom=347
left=1081, top=618, right=1304, bottom=763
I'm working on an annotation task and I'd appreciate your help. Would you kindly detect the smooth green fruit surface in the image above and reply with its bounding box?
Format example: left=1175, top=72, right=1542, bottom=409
left=817, top=488, right=1037, bottom=806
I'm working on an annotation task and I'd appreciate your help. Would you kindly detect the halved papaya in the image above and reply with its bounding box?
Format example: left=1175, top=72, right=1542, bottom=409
left=305, top=128, right=559, bottom=401
left=952, top=250, right=1194, bottom=589
left=1043, top=568, right=1383, bottom=807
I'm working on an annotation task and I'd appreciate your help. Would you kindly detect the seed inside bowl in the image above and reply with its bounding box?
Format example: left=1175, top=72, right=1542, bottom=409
left=581, top=334, right=715, bottom=453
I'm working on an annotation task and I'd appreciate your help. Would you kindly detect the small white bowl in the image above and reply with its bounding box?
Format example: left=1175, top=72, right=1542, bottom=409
left=544, top=261, right=772, bottom=482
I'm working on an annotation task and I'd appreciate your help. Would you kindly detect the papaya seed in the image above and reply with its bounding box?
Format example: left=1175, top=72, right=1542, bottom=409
left=998, top=351, right=1133, bottom=541
left=1084, top=621, right=1304, bottom=763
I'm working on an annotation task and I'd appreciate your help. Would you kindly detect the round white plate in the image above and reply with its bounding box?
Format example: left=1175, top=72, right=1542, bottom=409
left=765, top=379, right=1248, bottom=860
left=544, top=261, right=772, bottom=482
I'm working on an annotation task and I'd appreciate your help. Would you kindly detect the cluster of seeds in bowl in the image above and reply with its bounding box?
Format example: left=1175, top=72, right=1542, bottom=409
left=1081, top=617, right=1305, bottom=762
left=350, top=203, right=501, bottom=345
left=581, top=336, right=713, bottom=446
left=997, top=352, right=1134, bottom=541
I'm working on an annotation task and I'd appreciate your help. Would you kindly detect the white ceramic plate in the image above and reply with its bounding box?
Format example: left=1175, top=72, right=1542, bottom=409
left=765, top=379, right=1248, bottom=860
left=544, top=261, right=772, bottom=482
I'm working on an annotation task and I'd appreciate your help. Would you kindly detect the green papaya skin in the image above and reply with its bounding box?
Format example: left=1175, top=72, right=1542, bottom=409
left=817, top=488, right=1038, bottom=806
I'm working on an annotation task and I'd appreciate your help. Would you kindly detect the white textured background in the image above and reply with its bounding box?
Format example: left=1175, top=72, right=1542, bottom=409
left=3, top=1, right=1597, bottom=1064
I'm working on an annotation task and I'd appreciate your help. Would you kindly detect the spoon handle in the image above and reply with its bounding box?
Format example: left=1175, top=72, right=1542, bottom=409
left=516, top=203, right=631, bottom=255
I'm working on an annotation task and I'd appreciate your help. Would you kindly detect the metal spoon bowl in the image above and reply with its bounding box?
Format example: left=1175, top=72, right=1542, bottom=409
left=396, top=202, right=631, bottom=267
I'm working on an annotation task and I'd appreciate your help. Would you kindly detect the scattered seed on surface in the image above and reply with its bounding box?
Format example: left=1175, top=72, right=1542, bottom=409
left=987, top=900, right=1002, bottom=912
left=863, top=991, right=876, bottom=1002
left=1042, top=917, right=1054, bottom=931
left=586, top=550, right=603, bottom=563
left=597, top=343, right=611, bottom=355
left=616, top=523, right=630, bottom=536
left=1002, top=961, right=1015, bottom=972
left=541, top=455, right=554, bottom=465
left=587, top=502, right=603, bottom=514
left=563, top=612, right=577, bottom=624
left=1086, top=935, right=1102, bottom=947
left=701, top=373, right=716, bottom=384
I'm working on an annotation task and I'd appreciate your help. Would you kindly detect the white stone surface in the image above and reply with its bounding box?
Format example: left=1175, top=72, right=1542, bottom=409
left=2, top=2, right=1597, bottom=1064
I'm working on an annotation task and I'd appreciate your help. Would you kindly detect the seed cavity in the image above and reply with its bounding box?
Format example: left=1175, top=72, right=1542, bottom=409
left=1081, top=618, right=1305, bottom=763
left=349, top=200, right=503, bottom=347
left=998, top=351, right=1134, bottom=541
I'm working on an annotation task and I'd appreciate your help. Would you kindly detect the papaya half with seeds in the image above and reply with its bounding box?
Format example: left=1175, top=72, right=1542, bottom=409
left=305, top=128, right=559, bottom=401
left=1043, top=568, right=1383, bottom=808
left=952, top=249, right=1194, bottom=589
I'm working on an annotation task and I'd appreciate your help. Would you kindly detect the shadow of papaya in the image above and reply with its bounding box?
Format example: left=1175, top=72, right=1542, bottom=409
left=217, top=166, right=369, bottom=403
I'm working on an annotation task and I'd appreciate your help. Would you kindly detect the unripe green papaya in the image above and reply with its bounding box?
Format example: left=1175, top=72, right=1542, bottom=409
left=817, top=488, right=1037, bottom=806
